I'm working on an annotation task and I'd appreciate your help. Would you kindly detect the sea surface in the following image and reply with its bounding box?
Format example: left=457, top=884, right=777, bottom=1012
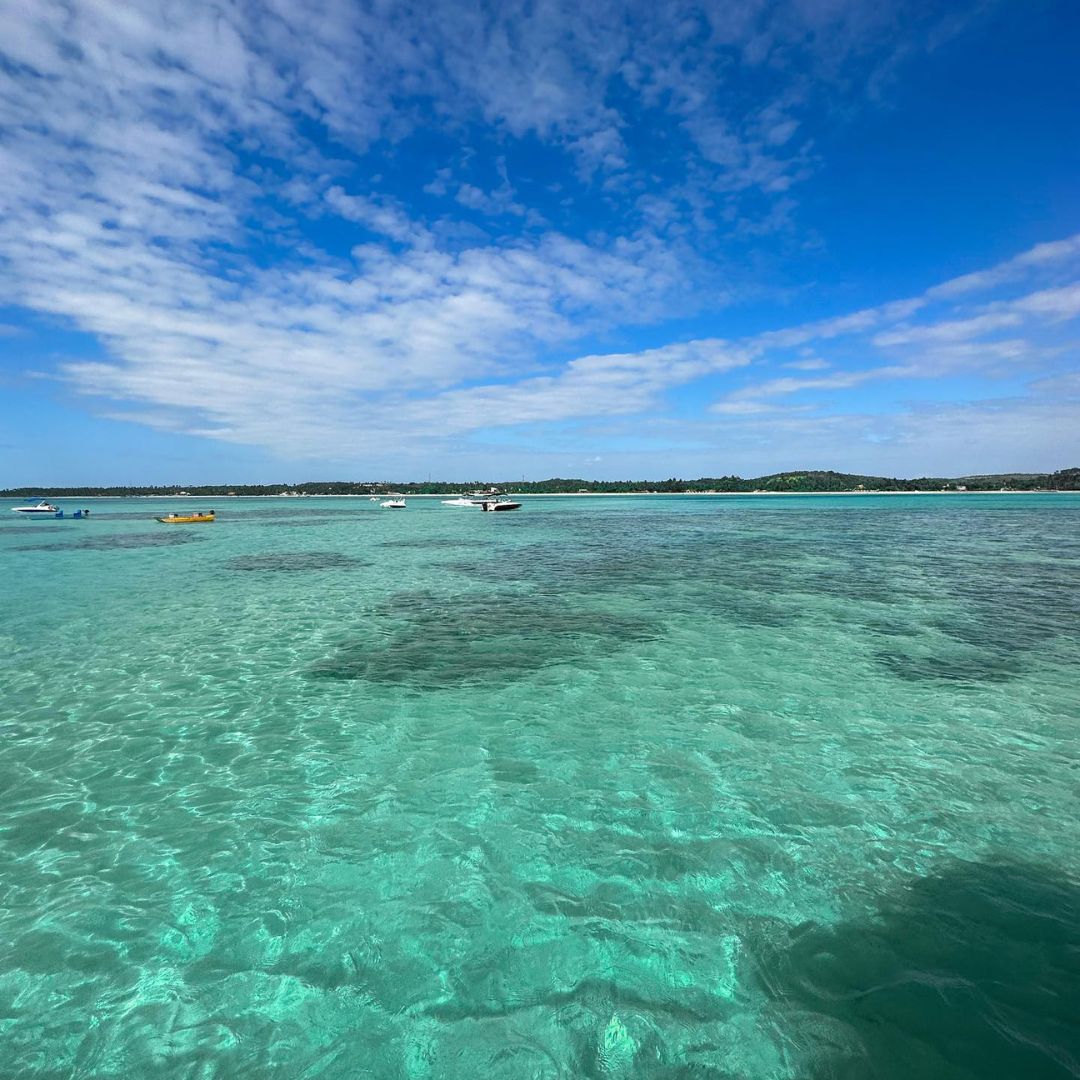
left=1, top=493, right=1079, bottom=1079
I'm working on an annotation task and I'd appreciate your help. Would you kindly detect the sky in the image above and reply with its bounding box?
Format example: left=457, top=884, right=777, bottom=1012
left=1, top=0, right=1078, bottom=484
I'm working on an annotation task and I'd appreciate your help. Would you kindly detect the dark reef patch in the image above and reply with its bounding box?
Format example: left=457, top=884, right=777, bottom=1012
left=447, top=507, right=1080, bottom=685
left=378, top=537, right=489, bottom=550
left=13, top=532, right=207, bottom=552
left=223, top=552, right=368, bottom=571
left=254, top=519, right=340, bottom=528
left=442, top=556, right=536, bottom=584
left=759, top=857, right=1080, bottom=1079
left=233, top=508, right=363, bottom=523
left=875, top=649, right=1024, bottom=684
left=309, top=589, right=658, bottom=687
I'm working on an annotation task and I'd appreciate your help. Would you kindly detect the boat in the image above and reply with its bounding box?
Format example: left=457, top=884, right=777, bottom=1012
left=156, top=510, right=216, bottom=524
left=12, top=500, right=60, bottom=514
left=380, top=498, right=406, bottom=509
left=443, top=488, right=510, bottom=506
left=480, top=499, right=522, bottom=512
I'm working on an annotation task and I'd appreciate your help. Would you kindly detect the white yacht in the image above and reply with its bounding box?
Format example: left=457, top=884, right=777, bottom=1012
left=380, top=498, right=406, bottom=509
left=443, top=487, right=506, bottom=506
left=12, top=500, right=60, bottom=515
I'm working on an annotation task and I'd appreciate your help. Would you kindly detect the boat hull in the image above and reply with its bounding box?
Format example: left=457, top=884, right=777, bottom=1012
left=12, top=504, right=60, bottom=514
left=156, top=514, right=215, bottom=524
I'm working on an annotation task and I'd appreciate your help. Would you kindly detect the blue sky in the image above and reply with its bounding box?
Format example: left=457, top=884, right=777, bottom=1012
left=1, top=0, right=1078, bottom=484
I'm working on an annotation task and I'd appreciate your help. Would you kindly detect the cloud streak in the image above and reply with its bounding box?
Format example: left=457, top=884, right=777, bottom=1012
left=0, top=0, right=1074, bottom=477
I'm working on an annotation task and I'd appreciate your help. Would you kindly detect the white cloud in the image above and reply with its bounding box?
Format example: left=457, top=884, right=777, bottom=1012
left=454, top=183, right=527, bottom=218
left=705, top=396, right=1080, bottom=477
left=324, top=187, right=429, bottom=246
left=705, top=237, right=1080, bottom=416
left=872, top=312, right=1022, bottom=347
left=1007, top=282, right=1080, bottom=322
left=711, top=366, right=918, bottom=413
left=927, top=234, right=1080, bottom=299
left=0, top=0, right=1070, bottom=476
left=783, top=357, right=830, bottom=370
left=391, top=340, right=750, bottom=437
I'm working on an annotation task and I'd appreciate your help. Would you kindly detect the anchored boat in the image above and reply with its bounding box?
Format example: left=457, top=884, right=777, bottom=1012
left=157, top=510, right=216, bottom=524
left=11, top=500, right=60, bottom=515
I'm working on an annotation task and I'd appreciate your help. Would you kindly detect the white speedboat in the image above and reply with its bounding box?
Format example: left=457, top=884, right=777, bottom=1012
left=480, top=499, right=522, bottom=512
left=12, top=500, right=60, bottom=515
left=380, top=498, right=406, bottom=509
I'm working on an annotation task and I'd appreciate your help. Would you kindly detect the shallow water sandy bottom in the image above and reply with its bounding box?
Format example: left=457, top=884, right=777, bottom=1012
left=2, top=494, right=1078, bottom=1078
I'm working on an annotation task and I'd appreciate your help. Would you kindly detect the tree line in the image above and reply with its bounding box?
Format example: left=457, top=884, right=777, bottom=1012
left=3, top=468, right=1078, bottom=497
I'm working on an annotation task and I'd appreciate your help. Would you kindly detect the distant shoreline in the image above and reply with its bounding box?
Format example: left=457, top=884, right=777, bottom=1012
left=5, top=467, right=1076, bottom=499
left=6, top=464, right=1071, bottom=496
left=15, top=489, right=1077, bottom=499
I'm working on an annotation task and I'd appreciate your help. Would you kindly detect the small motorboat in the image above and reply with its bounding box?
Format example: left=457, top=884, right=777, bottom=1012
left=480, top=500, right=522, bottom=512
left=12, top=500, right=60, bottom=514
left=157, top=510, right=216, bottom=524
left=380, top=499, right=406, bottom=509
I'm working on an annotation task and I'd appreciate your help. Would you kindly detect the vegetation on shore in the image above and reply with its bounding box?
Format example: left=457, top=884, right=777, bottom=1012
left=3, top=468, right=1078, bottom=498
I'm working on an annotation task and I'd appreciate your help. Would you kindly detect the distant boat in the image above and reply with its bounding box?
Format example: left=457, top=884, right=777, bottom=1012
left=157, top=510, right=216, bottom=524
left=380, top=499, right=406, bottom=509
left=12, top=500, right=59, bottom=515
left=480, top=500, right=522, bottom=512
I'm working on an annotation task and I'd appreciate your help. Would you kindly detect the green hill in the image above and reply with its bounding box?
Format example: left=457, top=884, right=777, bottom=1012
left=3, top=468, right=1078, bottom=497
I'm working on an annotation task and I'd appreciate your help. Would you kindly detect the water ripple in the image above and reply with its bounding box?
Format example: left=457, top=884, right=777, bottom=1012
left=1, top=495, right=1078, bottom=1077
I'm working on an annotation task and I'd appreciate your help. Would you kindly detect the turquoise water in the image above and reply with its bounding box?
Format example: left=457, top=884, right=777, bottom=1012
left=2, top=494, right=1079, bottom=1078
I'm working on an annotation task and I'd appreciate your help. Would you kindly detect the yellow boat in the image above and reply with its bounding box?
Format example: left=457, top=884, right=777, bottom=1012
left=156, top=510, right=216, bottom=524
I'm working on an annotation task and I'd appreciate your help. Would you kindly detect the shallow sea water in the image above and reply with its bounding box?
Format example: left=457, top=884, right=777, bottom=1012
left=1, top=494, right=1079, bottom=1078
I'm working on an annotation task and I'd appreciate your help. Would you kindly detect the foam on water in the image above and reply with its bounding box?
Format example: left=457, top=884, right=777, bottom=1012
left=1, top=494, right=1078, bottom=1078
